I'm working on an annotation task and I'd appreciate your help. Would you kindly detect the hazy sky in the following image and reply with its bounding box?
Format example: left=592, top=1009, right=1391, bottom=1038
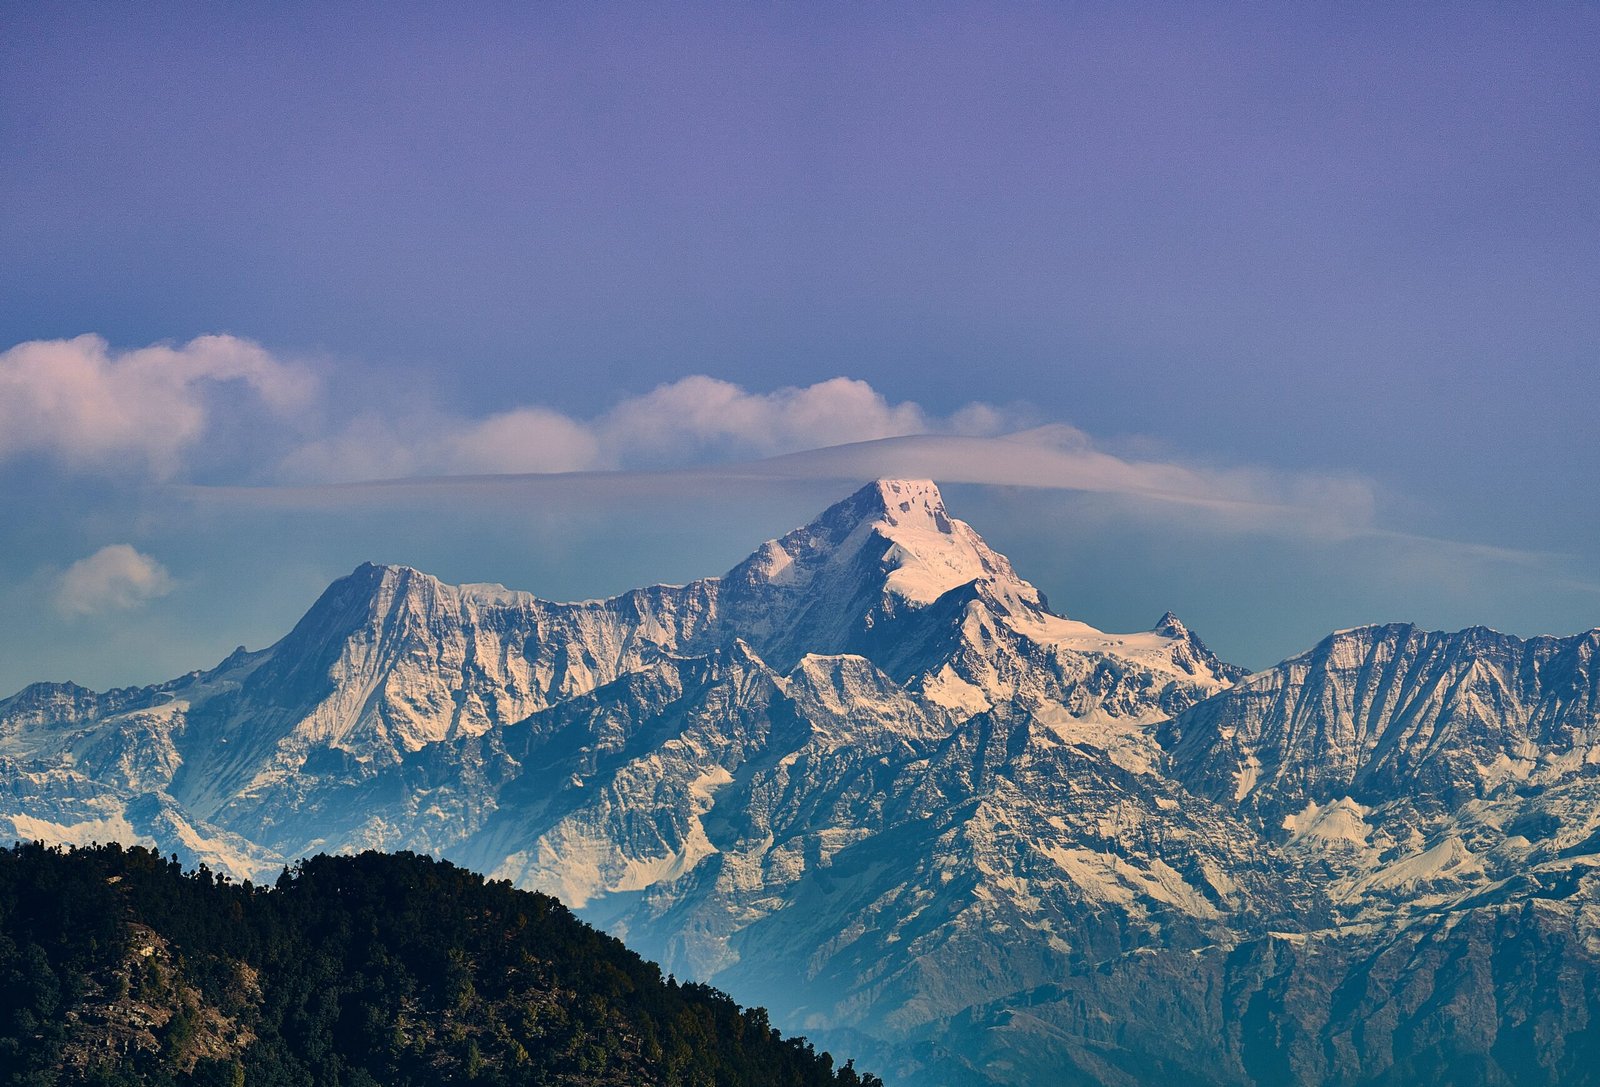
left=2, top=4, right=1597, bottom=693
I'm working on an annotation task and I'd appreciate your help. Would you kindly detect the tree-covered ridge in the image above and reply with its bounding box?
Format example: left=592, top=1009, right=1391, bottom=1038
left=0, top=843, right=882, bottom=1087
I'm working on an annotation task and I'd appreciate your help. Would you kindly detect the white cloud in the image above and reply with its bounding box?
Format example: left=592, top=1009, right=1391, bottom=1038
left=277, top=374, right=1025, bottom=483
left=0, top=334, right=315, bottom=477
left=446, top=407, right=603, bottom=474
left=597, top=375, right=933, bottom=463
left=53, top=545, right=175, bottom=618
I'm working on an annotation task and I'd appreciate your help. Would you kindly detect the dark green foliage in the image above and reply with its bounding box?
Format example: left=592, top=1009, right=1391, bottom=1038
left=0, top=843, right=881, bottom=1087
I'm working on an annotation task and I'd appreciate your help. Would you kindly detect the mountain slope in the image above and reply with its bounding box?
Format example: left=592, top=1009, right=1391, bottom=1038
left=922, top=895, right=1600, bottom=1087
left=1160, top=623, right=1600, bottom=926
left=1162, top=623, right=1600, bottom=818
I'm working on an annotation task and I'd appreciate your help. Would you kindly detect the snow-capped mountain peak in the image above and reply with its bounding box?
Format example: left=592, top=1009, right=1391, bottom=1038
left=733, top=478, right=1039, bottom=608
left=854, top=479, right=1033, bottom=607
left=715, top=480, right=1241, bottom=707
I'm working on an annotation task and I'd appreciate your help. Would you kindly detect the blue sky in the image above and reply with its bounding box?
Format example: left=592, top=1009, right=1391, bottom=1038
left=1, top=3, right=1597, bottom=692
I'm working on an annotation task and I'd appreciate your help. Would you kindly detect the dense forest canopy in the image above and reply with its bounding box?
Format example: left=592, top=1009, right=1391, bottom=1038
left=0, top=843, right=881, bottom=1087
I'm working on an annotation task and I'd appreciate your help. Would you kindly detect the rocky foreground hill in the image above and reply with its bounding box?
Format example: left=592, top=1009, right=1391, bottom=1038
left=3, top=479, right=1599, bottom=1085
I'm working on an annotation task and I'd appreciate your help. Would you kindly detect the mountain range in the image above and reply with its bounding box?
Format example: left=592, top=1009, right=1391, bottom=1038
left=3, top=479, right=1598, bottom=1086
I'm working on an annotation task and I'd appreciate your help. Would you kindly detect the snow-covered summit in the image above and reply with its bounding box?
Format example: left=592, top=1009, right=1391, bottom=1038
left=865, top=479, right=1034, bottom=607
left=714, top=480, right=1242, bottom=712
left=729, top=479, right=1038, bottom=610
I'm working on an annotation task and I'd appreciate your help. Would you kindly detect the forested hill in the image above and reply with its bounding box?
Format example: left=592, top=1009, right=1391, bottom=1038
left=0, top=844, right=881, bottom=1087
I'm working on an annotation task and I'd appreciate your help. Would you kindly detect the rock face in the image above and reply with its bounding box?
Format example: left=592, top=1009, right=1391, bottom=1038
left=2, top=479, right=1599, bottom=1086
left=1161, top=624, right=1600, bottom=928
left=1163, top=623, right=1600, bottom=817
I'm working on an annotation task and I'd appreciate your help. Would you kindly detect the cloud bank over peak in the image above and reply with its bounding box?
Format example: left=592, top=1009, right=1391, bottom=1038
left=0, top=332, right=1381, bottom=540
left=0, top=332, right=1401, bottom=552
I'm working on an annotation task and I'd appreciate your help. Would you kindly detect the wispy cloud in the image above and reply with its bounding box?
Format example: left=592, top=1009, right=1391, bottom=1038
left=0, top=334, right=315, bottom=477
left=199, top=423, right=1600, bottom=605
left=53, top=545, right=175, bottom=618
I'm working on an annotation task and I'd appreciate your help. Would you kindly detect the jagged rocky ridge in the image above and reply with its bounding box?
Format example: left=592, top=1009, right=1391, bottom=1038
left=3, top=480, right=1599, bottom=1086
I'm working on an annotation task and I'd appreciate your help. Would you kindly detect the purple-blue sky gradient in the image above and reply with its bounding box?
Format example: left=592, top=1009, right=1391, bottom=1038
left=1, top=4, right=1597, bottom=691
